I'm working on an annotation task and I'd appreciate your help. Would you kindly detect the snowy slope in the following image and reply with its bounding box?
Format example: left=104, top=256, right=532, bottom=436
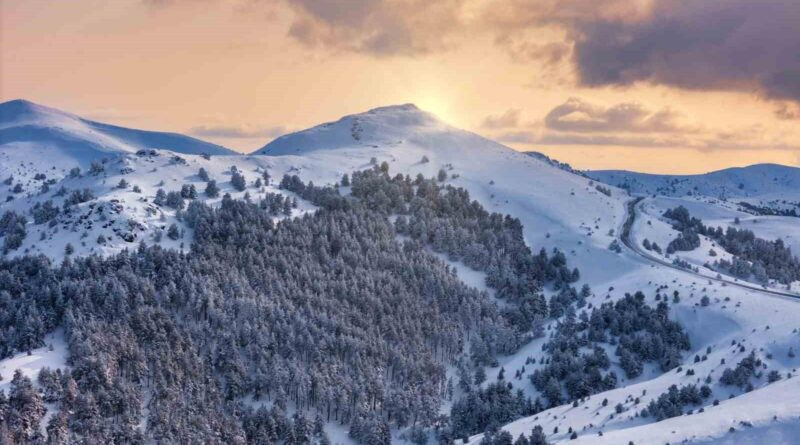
left=587, top=164, right=800, bottom=200
left=644, top=196, right=800, bottom=259
left=0, top=99, right=236, bottom=191
left=0, top=99, right=247, bottom=259
left=625, top=196, right=800, bottom=294
left=0, top=148, right=323, bottom=260
left=465, top=250, right=800, bottom=445
left=525, top=151, right=585, bottom=177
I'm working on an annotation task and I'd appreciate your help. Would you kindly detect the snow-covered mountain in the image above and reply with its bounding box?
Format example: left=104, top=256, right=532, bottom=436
left=587, top=163, right=800, bottom=199
left=2, top=100, right=800, bottom=445
left=253, top=103, right=629, bottom=284
left=0, top=101, right=625, bottom=275
left=0, top=99, right=236, bottom=185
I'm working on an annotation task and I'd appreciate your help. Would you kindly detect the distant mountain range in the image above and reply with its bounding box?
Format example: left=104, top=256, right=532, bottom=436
left=587, top=163, right=800, bottom=198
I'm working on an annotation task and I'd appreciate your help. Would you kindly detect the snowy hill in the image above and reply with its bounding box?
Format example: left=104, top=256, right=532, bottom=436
left=0, top=99, right=235, bottom=187
left=254, top=104, right=449, bottom=155
left=587, top=164, right=800, bottom=200
left=1, top=99, right=236, bottom=157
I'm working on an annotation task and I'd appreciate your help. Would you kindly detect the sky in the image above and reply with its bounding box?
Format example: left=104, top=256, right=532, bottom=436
left=2, top=0, right=799, bottom=173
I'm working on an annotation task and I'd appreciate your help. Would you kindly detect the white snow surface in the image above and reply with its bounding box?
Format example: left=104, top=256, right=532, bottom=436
left=2, top=100, right=800, bottom=444
left=0, top=329, right=68, bottom=394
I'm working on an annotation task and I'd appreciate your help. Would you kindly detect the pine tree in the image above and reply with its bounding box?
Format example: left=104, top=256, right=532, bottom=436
left=167, top=223, right=180, bottom=240
left=205, top=180, right=220, bottom=198
left=474, top=367, right=487, bottom=385
left=46, top=410, right=68, bottom=445
left=231, top=171, right=247, bottom=191
left=8, top=370, right=45, bottom=443
left=154, top=188, right=167, bottom=206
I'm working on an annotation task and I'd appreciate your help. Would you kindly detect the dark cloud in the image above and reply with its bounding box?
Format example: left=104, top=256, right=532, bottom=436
left=481, top=109, right=522, bottom=129
left=569, top=0, right=800, bottom=102
left=544, top=98, right=691, bottom=134
left=189, top=124, right=286, bottom=139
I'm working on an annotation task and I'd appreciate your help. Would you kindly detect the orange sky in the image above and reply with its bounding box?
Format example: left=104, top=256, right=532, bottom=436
left=2, top=0, right=799, bottom=173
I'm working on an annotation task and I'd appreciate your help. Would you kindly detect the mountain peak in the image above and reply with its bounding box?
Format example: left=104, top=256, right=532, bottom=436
left=365, top=103, right=420, bottom=113
left=252, top=103, right=459, bottom=155
left=0, top=98, right=64, bottom=122
left=2, top=98, right=35, bottom=107
left=1, top=98, right=38, bottom=108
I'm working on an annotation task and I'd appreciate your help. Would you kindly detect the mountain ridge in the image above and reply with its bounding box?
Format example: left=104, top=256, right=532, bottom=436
left=588, top=163, right=800, bottom=198
left=0, top=98, right=237, bottom=158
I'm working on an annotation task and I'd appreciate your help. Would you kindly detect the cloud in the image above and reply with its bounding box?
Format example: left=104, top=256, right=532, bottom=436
left=498, top=127, right=798, bottom=152
left=481, top=109, right=522, bottom=129
left=544, top=98, right=692, bottom=134
left=143, top=0, right=800, bottom=105
left=284, top=0, right=470, bottom=55
left=566, top=0, right=800, bottom=102
left=189, top=124, right=287, bottom=139
left=495, top=131, right=538, bottom=144
left=486, top=98, right=798, bottom=151
left=536, top=133, right=690, bottom=148
left=775, top=103, right=800, bottom=120
left=499, top=130, right=800, bottom=151
left=497, top=37, right=571, bottom=66
left=289, top=0, right=800, bottom=103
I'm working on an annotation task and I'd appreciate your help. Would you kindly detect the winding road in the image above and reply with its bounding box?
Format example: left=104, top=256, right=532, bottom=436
left=620, top=197, right=800, bottom=300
